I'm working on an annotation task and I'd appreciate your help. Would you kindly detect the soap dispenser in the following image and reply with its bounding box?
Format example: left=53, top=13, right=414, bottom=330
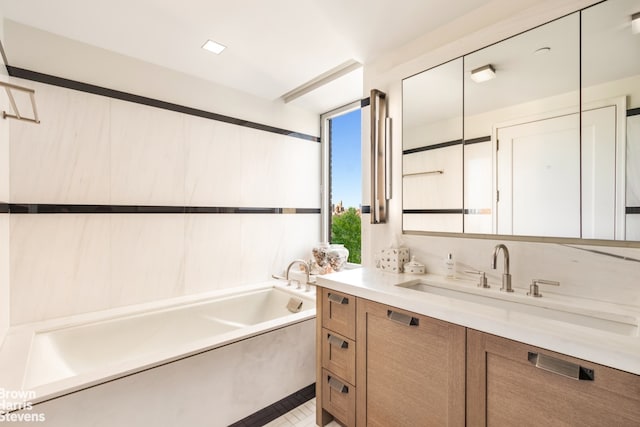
left=445, top=253, right=456, bottom=278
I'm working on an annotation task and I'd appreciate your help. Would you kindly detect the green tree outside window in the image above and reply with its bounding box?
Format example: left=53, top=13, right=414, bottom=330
left=331, top=207, right=361, bottom=264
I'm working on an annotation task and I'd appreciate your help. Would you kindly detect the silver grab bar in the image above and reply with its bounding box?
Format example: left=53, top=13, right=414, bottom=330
left=403, top=170, right=444, bottom=177
left=1, top=81, right=40, bottom=124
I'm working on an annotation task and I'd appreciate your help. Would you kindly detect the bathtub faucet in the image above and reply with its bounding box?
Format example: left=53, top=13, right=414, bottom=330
left=285, top=259, right=311, bottom=292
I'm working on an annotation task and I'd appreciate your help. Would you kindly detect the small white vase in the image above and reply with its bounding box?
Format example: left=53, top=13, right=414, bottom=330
left=327, top=244, right=349, bottom=271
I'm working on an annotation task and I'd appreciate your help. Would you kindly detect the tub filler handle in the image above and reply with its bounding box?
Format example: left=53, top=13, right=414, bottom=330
left=287, top=297, right=304, bottom=313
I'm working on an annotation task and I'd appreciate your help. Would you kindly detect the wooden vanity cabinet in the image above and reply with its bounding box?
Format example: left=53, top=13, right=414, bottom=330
left=466, top=329, right=640, bottom=426
left=317, top=288, right=357, bottom=426
left=317, top=288, right=465, bottom=426
left=317, top=287, right=640, bottom=426
left=356, top=298, right=466, bottom=427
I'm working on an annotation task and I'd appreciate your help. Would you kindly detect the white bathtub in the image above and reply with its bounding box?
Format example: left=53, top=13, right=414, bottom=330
left=0, top=283, right=316, bottom=426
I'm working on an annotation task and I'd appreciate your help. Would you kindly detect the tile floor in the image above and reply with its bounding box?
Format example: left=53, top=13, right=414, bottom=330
left=263, top=398, right=341, bottom=427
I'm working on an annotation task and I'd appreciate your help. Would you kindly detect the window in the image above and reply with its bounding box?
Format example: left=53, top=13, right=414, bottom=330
left=321, top=102, right=362, bottom=263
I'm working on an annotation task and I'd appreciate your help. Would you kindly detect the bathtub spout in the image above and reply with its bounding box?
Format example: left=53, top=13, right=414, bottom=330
left=285, top=259, right=311, bottom=291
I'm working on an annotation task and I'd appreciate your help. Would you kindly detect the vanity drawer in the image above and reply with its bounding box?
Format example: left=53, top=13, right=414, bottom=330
left=321, top=289, right=356, bottom=340
left=322, top=369, right=356, bottom=427
left=322, top=328, right=356, bottom=385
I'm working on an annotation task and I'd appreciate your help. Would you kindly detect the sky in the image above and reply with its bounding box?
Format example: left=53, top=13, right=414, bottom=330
left=331, top=108, right=362, bottom=209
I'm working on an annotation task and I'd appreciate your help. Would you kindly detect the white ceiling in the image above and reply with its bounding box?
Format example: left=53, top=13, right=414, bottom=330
left=0, top=0, right=494, bottom=113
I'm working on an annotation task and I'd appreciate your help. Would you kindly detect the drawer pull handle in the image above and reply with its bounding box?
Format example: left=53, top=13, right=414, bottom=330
left=387, top=310, right=419, bottom=326
left=328, top=334, right=349, bottom=349
left=328, top=376, right=349, bottom=394
left=328, top=293, right=349, bottom=305
left=528, top=352, right=594, bottom=381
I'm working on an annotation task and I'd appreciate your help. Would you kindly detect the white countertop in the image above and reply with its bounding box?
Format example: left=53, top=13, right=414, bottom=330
left=317, top=268, right=640, bottom=376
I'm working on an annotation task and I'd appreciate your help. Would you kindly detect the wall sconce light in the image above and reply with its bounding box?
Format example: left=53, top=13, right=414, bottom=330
left=632, top=12, right=640, bottom=35
left=370, top=89, right=391, bottom=224
left=470, top=64, right=496, bottom=83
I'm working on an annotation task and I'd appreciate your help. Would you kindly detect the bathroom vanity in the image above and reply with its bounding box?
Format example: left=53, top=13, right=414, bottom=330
left=317, top=0, right=640, bottom=424
left=315, top=268, right=640, bottom=426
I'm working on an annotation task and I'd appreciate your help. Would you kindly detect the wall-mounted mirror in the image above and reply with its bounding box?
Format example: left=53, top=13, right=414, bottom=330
left=402, top=0, right=640, bottom=243
left=465, top=13, right=580, bottom=238
left=402, top=58, right=463, bottom=232
left=582, top=0, right=640, bottom=241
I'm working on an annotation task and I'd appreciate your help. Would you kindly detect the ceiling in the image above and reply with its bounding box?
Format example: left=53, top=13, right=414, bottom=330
left=0, top=0, right=495, bottom=113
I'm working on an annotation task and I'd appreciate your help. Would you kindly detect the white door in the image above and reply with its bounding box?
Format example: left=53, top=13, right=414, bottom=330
left=582, top=105, right=617, bottom=240
left=496, top=107, right=617, bottom=238
left=496, top=114, right=580, bottom=237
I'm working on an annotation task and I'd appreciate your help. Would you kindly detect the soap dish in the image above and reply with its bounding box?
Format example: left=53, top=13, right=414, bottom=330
left=404, top=256, right=426, bottom=274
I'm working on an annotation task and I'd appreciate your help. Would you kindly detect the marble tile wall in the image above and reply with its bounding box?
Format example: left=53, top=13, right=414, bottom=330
left=0, top=214, right=7, bottom=338
left=10, top=215, right=111, bottom=324
left=10, top=81, right=110, bottom=204
left=110, top=100, right=185, bottom=206
left=0, top=85, right=9, bottom=203
left=399, top=234, right=640, bottom=308
left=7, top=79, right=321, bottom=325
left=1, top=74, right=10, bottom=338
left=109, top=215, right=186, bottom=308
left=184, top=115, right=321, bottom=208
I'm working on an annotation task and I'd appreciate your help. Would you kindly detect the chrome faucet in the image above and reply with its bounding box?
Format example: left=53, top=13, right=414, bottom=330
left=285, top=259, right=311, bottom=291
left=491, top=244, right=513, bottom=292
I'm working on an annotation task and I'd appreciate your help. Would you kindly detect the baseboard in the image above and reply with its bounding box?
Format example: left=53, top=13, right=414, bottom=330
left=228, top=383, right=316, bottom=427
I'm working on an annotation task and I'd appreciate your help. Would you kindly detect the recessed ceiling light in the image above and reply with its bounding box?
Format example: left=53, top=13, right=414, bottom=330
left=470, top=64, right=496, bottom=83
left=632, top=12, right=640, bottom=35
left=202, top=39, right=226, bottom=54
